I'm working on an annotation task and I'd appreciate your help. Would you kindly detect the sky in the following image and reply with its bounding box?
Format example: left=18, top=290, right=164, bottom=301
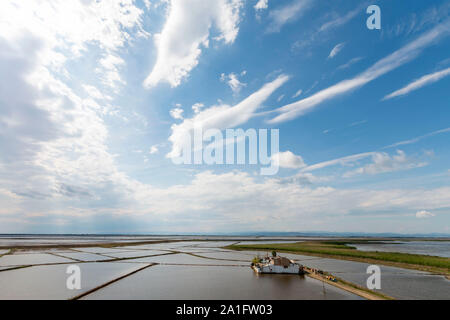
left=0, top=0, right=449, bottom=234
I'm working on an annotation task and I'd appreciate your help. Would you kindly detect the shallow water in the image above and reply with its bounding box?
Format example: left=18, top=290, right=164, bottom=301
left=126, top=253, right=247, bottom=266
left=287, top=256, right=450, bottom=300
left=0, top=237, right=448, bottom=300
left=0, top=262, right=148, bottom=300
left=103, top=250, right=170, bottom=259
left=82, top=265, right=362, bottom=300
left=0, top=253, right=73, bottom=267
left=55, top=251, right=113, bottom=262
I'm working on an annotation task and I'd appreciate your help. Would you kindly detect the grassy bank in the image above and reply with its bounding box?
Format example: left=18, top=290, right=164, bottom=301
left=225, top=241, right=450, bottom=275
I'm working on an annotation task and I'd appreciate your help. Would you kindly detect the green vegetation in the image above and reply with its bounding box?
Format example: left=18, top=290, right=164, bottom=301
left=332, top=275, right=394, bottom=300
left=225, top=241, right=450, bottom=275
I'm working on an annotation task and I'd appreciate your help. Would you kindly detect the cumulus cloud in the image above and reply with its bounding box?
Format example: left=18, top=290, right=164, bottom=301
left=328, top=43, right=345, bottom=59
left=170, top=107, right=184, bottom=120
left=383, top=67, right=450, bottom=100
left=144, top=0, right=243, bottom=88
left=416, top=210, right=435, bottom=218
left=167, top=74, right=289, bottom=158
left=273, top=151, right=306, bottom=169
left=192, top=103, right=205, bottom=114
left=269, top=20, right=450, bottom=124
left=0, top=0, right=148, bottom=217
left=6, top=170, right=448, bottom=232
left=342, top=150, right=427, bottom=177
left=255, top=0, right=269, bottom=11
left=220, top=72, right=247, bottom=94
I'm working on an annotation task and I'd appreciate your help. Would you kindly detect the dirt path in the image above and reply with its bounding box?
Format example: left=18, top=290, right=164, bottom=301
left=305, top=271, right=392, bottom=300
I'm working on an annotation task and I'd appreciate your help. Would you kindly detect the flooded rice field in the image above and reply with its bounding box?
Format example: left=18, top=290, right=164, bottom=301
left=0, top=236, right=448, bottom=300
left=82, top=265, right=361, bottom=300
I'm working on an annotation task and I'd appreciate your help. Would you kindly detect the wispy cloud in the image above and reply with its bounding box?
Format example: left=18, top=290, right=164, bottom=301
left=292, top=89, right=303, bottom=98
left=337, top=57, right=363, bottom=70
left=383, top=67, right=450, bottom=100
left=269, top=20, right=450, bottom=124
left=342, top=150, right=427, bottom=178
left=384, top=127, right=450, bottom=149
left=266, top=0, right=311, bottom=33
left=328, top=43, right=345, bottom=59
left=301, top=152, right=375, bottom=172
left=292, top=6, right=361, bottom=51
left=167, top=74, right=289, bottom=158
left=319, top=7, right=361, bottom=33
left=416, top=210, right=435, bottom=218
left=301, top=150, right=427, bottom=178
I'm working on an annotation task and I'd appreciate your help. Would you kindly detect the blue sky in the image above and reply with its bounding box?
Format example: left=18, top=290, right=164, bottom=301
left=0, top=0, right=449, bottom=234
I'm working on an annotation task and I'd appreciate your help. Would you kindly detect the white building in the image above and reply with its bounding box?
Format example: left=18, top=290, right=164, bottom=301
left=252, top=256, right=303, bottom=274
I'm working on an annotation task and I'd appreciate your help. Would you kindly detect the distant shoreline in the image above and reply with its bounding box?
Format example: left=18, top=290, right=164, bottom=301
left=1, top=233, right=450, bottom=238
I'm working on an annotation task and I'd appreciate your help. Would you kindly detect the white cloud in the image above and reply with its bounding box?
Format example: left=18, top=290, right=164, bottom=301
left=143, top=0, right=152, bottom=10
left=269, top=20, right=450, bottom=124
left=96, top=54, right=126, bottom=91
left=150, top=145, right=160, bottom=154
left=82, top=85, right=112, bottom=101
left=383, top=67, right=450, bottom=100
left=292, top=7, right=360, bottom=51
left=167, top=74, right=289, bottom=158
left=319, top=7, right=361, bottom=33
left=170, top=107, right=184, bottom=120
left=337, top=57, right=363, bottom=70
left=254, top=0, right=268, bottom=11
left=267, top=0, right=311, bottom=33
left=292, top=89, right=303, bottom=98
left=384, top=127, right=450, bottom=149
left=342, top=150, right=427, bottom=178
left=192, top=103, right=205, bottom=114
left=328, top=43, right=345, bottom=59
left=0, top=0, right=148, bottom=216
left=144, top=0, right=243, bottom=88
left=302, top=150, right=427, bottom=178
left=273, top=151, right=306, bottom=169
left=3, top=164, right=450, bottom=232
left=302, top=152, right=376, bottom=172
left=416, top=210, right=435, bottom=218
left=221, top=72, right=247, bottom=94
